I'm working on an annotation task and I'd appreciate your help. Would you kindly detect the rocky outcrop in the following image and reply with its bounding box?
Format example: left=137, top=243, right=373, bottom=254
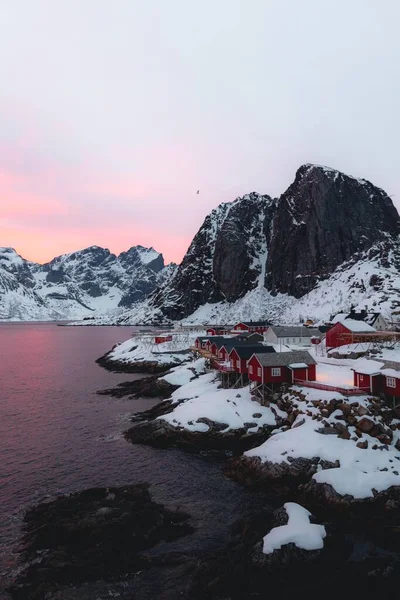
left=125, top=417, right=276, bottom=454
left=226, top=454, right=324, bottom=490
left=98, top=373, right=178, bottom=399
left=189, top=505, right=400, bottom=599
left=8, top=484, right=193, bottom=600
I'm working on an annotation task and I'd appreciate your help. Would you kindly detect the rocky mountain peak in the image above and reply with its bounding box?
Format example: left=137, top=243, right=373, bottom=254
left=266, top=163, right=400, bottom=297
left=119, top=246, right=164, bottom=273
left=149, top=163, right=400, bottom=321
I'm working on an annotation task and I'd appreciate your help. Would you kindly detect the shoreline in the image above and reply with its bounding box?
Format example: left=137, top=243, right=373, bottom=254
left=9, top=341, right=400, bottom=598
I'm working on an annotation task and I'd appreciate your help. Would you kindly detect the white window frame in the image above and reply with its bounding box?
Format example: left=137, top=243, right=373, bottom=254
left=257, top=367, right=261, bottom=377
left=249, top=365, right=253, bottom=374
left=360, top=374, right=364, bottom=381
left=272, top=367, right=281, bottom=377
left=386, top=376, right=396, bottom=388
left=236, top=360, right=240, bottom=368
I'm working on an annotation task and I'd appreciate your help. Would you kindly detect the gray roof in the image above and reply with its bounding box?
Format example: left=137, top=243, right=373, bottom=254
left=229, top=345, right=275, bottom=359
left=269, top=326, right=321, bottom=338
left=252, top=350, right=317, bottom=367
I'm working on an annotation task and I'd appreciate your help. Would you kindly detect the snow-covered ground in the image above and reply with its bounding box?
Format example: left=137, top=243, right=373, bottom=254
left=245, top=388, right=400, bottom=499
left=328, top=343, right=374, bottom=356
left=159, top=372, right=286, bottom=433
left=106, top=330, right=204, bottom=367
left=162, top=358, right=207, bottom=386
left=262, top=503, right=326, bottom=554
left=313, top=468, right=400, bottom=500
left=315, top=362, right=355, bottom=388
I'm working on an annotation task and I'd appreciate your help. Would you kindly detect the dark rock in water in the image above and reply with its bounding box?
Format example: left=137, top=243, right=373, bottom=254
left=250, top=505, right=323, bottom=571
left=130, top=398, right=180, bottom=422
left=226, top=455, right=319, bottom=490
left=8, top=484, right=194, bottom=600
left=125, top=417, right=275, bottom=455
left=98, top=374, right=178, bottom=399
left=189, top=501, right=400, bottom=600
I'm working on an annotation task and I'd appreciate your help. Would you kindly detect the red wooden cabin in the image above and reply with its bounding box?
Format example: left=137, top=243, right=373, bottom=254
left=325, top=319, right=376, bottom=349
left=247, top=351, right=317, bottom=385
left=154, top=335, right=173, bottom=344
left=206, top=327, right=228, bottom=336
left=351, top=358, right=400, bottom=402
left=232, top=321, right=270, bottom=334
left=352, top=359, right=383, bottom=394
left=381, top=369, right=400, bottom=399
left=229, top=345, right=275, bottom=374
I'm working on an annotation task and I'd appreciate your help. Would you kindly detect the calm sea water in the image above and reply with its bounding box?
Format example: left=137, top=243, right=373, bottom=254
left=0, top=323, right=262, bottom=597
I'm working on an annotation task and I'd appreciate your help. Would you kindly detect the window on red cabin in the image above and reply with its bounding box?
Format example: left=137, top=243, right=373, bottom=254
left=249, top=365, right=253, bottom=374
left=236, top=360, right=240, bottom=368
left=272, top=368, right=281, bottom=377
left=387, top=376, right=396, bottom=388
left=360, top=375, right=364, bottom=381
left=257, top=367, right=261, bottom=376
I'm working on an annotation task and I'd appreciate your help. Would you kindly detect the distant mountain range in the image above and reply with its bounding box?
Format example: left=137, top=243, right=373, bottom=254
left=0, top=245, right=175, bottom=320
left=2, top=163, right=400, bottom=324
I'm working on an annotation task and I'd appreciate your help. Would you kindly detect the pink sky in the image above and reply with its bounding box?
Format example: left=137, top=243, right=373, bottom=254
left=1, top=1, right=399, bottom=266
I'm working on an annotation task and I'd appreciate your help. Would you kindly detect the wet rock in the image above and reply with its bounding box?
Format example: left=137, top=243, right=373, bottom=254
left=125, top=418, right=275, bottom=454
left=98, top=374, right=178, bottom=399
left=8, top=484, right=194, bottom=600
left=227, top=455, right=318, bottom=489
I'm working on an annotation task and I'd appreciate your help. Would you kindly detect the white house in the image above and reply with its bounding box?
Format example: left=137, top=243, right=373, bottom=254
left=332, top=310, right=388, bottom=331
left=263, top=326, right=321, bottom=347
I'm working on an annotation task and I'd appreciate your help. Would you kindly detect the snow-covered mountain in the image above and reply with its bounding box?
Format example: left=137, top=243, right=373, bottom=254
left=0, top=245, right=175, bottom=320
left=3, top=163, right=400, bottom=324
left=119, top=163, right=400, bottom=325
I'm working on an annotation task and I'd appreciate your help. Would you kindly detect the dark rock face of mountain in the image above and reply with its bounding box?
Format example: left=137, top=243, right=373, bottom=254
left=151, top=193, right=275, bottom=320
left=151, top=164, right=400, bottom=319
left=265, top=164, right=400, bottom=297
left=213, top=194, right=276, bottom=301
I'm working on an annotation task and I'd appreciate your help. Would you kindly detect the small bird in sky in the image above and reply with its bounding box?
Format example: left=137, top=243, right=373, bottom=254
left=196, top=190, right=200, bottom=194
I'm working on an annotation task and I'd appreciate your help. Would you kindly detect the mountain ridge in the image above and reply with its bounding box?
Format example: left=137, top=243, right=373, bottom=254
left=2, top=163, right=400, bottom=323
left=0, top=245, right=175, bottom=320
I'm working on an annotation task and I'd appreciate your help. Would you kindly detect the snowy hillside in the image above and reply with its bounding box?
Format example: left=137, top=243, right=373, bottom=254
left=0, top=246, right=175, bottom=321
